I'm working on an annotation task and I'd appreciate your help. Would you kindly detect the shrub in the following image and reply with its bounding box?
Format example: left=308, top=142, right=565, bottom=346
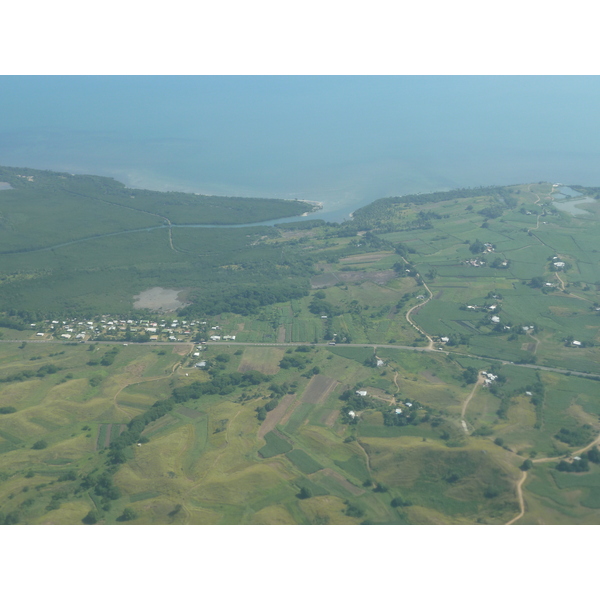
left=32, top=440, right=47, bottom=450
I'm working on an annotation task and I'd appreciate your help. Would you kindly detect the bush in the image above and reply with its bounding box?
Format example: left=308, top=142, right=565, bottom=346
left=391, top=496, right=412, bottom=507
left=32, top=440, right=47, bottom=450
left=82, top=510, right=99, bottom=525
left=298, top=486, right=313, bottom=499
left=0, top=406, right=16, bottom=414
left=118, top=507, right=138, bottom=522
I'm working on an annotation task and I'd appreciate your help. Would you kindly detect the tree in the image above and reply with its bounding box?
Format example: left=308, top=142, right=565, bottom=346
left=119, top=507, right=138, bottom=522
left=32, top=440, right=47, bottom=450
left=391, top=496, right=412, bottom=507
left=298, top=486, right=313, bottom=499
left=588, top=446, right=600, bottom=464
left=520, top=459, right=533, bottom=471
left=469, top=239, right=485, bottom=254
left=462, top=366, right=478, bottom=384
left=530, top=276, right=545, bottom=288
left=82, top=510, right=99, bottom=525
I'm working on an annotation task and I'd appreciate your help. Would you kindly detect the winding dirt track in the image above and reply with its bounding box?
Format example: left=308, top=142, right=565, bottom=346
left=505, top=430, right=600, bottom=525
left=460, top=373, right=485, bottom=434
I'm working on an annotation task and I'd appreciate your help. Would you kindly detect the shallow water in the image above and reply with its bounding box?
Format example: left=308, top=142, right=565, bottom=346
left=552, top=197, right=597, bottom=215
left=3, top=77, right=600, bottom=220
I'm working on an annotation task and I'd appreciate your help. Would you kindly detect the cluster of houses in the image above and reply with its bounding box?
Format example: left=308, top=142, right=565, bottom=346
left=481, top=371, right=498, bottom=386
left=28, top=316, right=238, bottom=344
left=464, top=258, right=487, bottom=267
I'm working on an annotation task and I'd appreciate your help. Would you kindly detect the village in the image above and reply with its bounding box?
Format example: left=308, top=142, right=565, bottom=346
left=25, top=316, right=237, bottom=345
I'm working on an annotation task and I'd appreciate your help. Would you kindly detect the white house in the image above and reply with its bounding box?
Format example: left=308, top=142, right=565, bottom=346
left=491, top=316, right=500, bottom=323
left=572, top=340, right=582, bottom=346
left=210, top=335, right=221, bottom=341
left=356, top=390, right=367, bottom=397
left=554, top=261, right=565, bottom=268
left=348, top=410, right=356, bottom=418
left=395, top=408, right=403, bottom=414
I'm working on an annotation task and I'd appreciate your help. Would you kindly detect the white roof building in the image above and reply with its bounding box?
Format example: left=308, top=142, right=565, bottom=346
left=356, top=390, right=367, bottom=397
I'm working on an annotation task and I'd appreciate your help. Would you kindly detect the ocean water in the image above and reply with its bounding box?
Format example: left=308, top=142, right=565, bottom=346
left=2, top=76, right=600, bottom=221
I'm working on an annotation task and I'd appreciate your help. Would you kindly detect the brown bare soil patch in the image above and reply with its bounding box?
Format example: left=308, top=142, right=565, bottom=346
left=258, top=394, right=296, bottom=438
left=277, top=326, right=286, bottom=343
left=365, top=387, right=395, bottom=404
left=311, top=269, right=396, bottom=289
left=340, top=251, right=393, bottom=264
left=104, top=424, right=113, bottom=449
left=177, top=406, right=205, bottom=419
left=322, top=409, right=340, bottom=426
left=420, top=371, right=445, bottom=384
left=300, top=375, right=339, bottom=405
left=310, top=273, right=340, bottom=288
left=320, top=468, right=364, bottom=495
left=238, top=347, right=284, bottom=375
left=172, top=344, right=192, bottom=356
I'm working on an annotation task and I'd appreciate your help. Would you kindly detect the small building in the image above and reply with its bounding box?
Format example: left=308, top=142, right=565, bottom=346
left=210, top=335, right=221, bottom=341
left=405, top=402, right=413, bottom=407
left=36, top=332, right=44, bottom=336
left=554, top=261, right=565, bottom=268
left=572, top=340, right=582, bottom=346
left=376, top=359, right=385, bottom=367
left=196, top=361, right=207, bottom=368
left=395, top=408, right=403, bottom=414
left=491, top=316, right=500, bottom=323
left=440, top=336, right=450, bottom=343
left=356, top=390, right=367, bottom=397
left=348, top=410, right=356, bottom=419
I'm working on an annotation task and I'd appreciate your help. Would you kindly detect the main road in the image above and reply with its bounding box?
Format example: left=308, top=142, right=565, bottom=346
left=1, top=338, right=598, bottom=380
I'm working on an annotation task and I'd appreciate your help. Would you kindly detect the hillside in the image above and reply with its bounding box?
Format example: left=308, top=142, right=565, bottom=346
left=2, top=173, right=600, bottom=524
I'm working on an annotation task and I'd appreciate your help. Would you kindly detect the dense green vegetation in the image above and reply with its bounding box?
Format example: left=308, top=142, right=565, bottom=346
left=3, top=171, right=600, bottom=524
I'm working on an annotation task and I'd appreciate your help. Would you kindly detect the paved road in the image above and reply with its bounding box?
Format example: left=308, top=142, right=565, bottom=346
left=2, top=338, right=599, bottom=380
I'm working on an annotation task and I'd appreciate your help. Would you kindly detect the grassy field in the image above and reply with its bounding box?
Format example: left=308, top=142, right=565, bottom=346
left=3, top=177, right=600, bottom=524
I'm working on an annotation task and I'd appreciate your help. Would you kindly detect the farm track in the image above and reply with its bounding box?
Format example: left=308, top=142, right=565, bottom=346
left=505, top=430, right=600, bottom=525
left=460, top=373, right=485, bottom=434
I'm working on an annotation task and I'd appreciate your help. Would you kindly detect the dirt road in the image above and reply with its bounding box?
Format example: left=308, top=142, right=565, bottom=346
left=460, top=373, right=484, bottom=433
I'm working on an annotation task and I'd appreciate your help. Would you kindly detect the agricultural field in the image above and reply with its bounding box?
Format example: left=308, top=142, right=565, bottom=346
left=4, top=170, right=600, bottom=524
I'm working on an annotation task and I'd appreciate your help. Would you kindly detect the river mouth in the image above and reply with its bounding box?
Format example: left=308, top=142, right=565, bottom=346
left=133, top=287, right=188, bottom=312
